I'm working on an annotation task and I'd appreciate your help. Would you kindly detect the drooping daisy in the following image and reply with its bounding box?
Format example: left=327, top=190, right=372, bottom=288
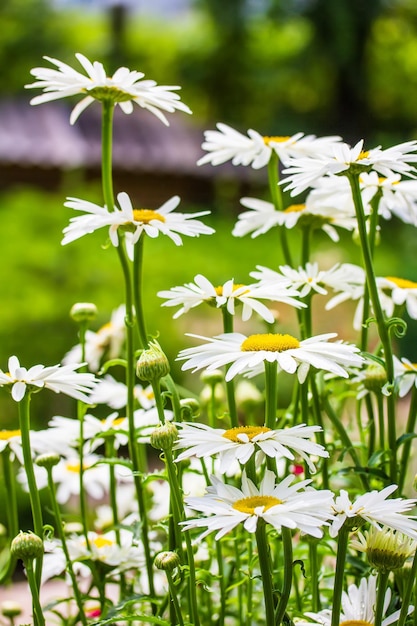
left=330, top=485, right=417, bottom=539
left=281, top=139, right=417, bottom=197
left=181, top=469, right=334, bottom=539
left=158, top=274, right=304, bottom=323
left=177, top=332, right=363, bottom=383
left=26, top=53, right=191, bottom=126
left=0, top=355, right=97, bottom=402
left=197, top=123, right=341, bottom=170
left=62, top=192, right=214, bottom=259
left=233, top=196, right=357, bottom=242
left=174, top=422, right=328, bottom=473
left=298, top=575, right=412, bottom=626
left=63, top=305, right=126, bottom=372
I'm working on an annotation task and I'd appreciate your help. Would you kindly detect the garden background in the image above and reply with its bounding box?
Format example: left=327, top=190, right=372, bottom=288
left=1, top=0, right=417, bottom=524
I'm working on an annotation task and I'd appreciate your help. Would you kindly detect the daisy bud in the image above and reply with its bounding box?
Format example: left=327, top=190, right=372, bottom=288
left=35, top=452, right=61, bottom=469
left=10, top=531, right=44, bottom=563
left=136, top=340, right=170, bottom=382
left=353, top=527, right=416, bottom=573
left=180, top=397, right=200, bottom=419
left=1, top=601, right=22, bottom=619
left=363, top=363, right=387, bottom=394
left=70, top=302, right=98, bottom=323
left=150, top=422, right=178, bottom=451
left=200, top=369, right=224, bottom=385
left=154, top=550, right=181, bottom=571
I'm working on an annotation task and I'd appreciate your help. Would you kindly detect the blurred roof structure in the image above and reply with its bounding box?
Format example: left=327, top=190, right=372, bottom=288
left=0, top=99, right=259, bottom=206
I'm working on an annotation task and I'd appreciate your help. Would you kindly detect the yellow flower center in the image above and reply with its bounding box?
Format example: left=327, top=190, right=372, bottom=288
left=232, top=495, right=282, bottom=514
left=92, top=536, right=114, bottom=549
left=132, top=209, right=166, bottom=224
left=385, top=276, right=417, bottom=290
left=223, top=426, right=271, bottom=442
left=263, top=135, right=291, bottom=145
left=66, top=462, right=90, bottom=473
left=358, top=150, right=370, bottom=160
left=101, top=416, right=125, bottom=427
left=241, top=333, right=300, bottom=352
left=340, top=621, right=373, bottom=626
left=214, top=284, right=248, bottom=296
left=0, top=429, right=21, bottom=440
left=403, top=361, right=417, bottom=371
left=283, top=204, right=306, bottom=213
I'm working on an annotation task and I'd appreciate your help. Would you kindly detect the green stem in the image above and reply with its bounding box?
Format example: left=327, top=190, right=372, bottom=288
left=133, top=236, right=149, bottom=348
left=268, top=152, right=293, bottom=266
left=25, top=560, right=45, bottom=626
left=347, top=173, right=397, bottom=483
left=398, top=384, right=417, bottom=494
left=376, top=393, right=385, bottom=451
left=222, top=308, right=238, bottom=427
left=374, top=570, right=389, bottom=626
left=2, top=448, right=19, bottom=539
left=360, top=192, right=380, bottom=352
left=255, top=520, right=277, bottom=626
left=166, top=569, right=185, bottom=626
left=275, top=527, right=293, bottom=625
left=45, top=466, right=88, bottom=626
left=101, top=100, right=115, bottom=210
left=264, top=360, right=278, bottom=430
left=398, top=548, right=417, bottom=626
left=308, top=541, right=321, bottom=612
left=152, top=378, right=166, bottom=425
left=309, top=375, right=329, bottom=489
left=18, top=393, right=44, bottom=589
left=330, top=525, right=350, bottom=626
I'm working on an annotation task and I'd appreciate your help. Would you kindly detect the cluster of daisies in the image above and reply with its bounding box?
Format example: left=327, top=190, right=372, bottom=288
left=1, top=52, right=416, bottom=624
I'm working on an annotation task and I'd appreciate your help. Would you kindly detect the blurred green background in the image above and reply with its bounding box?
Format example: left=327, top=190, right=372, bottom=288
left=1, top=0, right=417, bottom=428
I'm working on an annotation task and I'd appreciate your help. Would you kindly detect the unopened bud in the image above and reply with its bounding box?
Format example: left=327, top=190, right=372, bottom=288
left=363, top=363, right=387, bottom=393
left=35, top=452, right=61, bottom=469
left=70, top=302, right=98, bottom=323
left=1, top=601, right=22, bottom=618
left=150, top=422, right=178, bottom=450
left=180, top=398, right=200, bottom=419
left=136, top=340, right=170, bottom=382
left=10, top=531, right=43, bottom=562
left=200, top=369, right=224, bottom=385
left=154, top=551, right=181, bottom=571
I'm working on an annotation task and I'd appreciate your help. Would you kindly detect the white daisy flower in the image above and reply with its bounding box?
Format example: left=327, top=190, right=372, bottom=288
left=252, top=262, right=343, bottom=298
left=88, top=374, right=154, bottom=409
left=281, top=139, right=417, bottom=197
left=330, top=485, right=417, bottom=539
left=359, top=171, right=417, bottom=225
left=62, top=192, right=214, bottom=259
left=44, top=412, right=130, bottom=453
left=177, top=332, right=363, bottom=383
left=181, top=469, right=334, bottom=539
left=377, top=275, right=417, bottom=319
left=63, top=305, right=126, bottom=372
left=174, top=422, right=328, bottom=473
left=0, top=355, right=97, bottom=402
left=298, top=575, right=411, bottom=626
left=197, top=123, right=341, bottom=170
left=233, top=197, right=357, bottom=242
left=26, top=53, right=191, bottom=126
left=158, top=273, right=304, bottom=323
left=393, top=357, right=417, bottom=398
left=19, top=453, right=111, bottom=504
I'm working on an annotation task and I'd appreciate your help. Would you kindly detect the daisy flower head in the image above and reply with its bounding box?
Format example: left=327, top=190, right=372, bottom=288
left=177, top=332, right=363, bottom=383
left=26, top=53, right=191, bottom=126
left=62, top=192, right=214, bottom=259
left=377, top=275, right=417, bottom=319
left=197, top=123, right=341, bottom=170
left=298, top=575, right=411, bottom=626
left=0, top=355, right=97, bottom=402
left=233, top=196, right=357, bottom=242
left=252, top=262, right=343, bottom=298
left=0, top=429, right=22, bottom=461
left=158, top=274, right=305, bottom=323
left=393, top=356, right=417, bottom=398
left=181, top=469, right=334, bottom=540
left=330, top=485, right=417, bottom=539
left=174, top=422, right=329, bottom=473
left=281, top=139, right=417, bottom=197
